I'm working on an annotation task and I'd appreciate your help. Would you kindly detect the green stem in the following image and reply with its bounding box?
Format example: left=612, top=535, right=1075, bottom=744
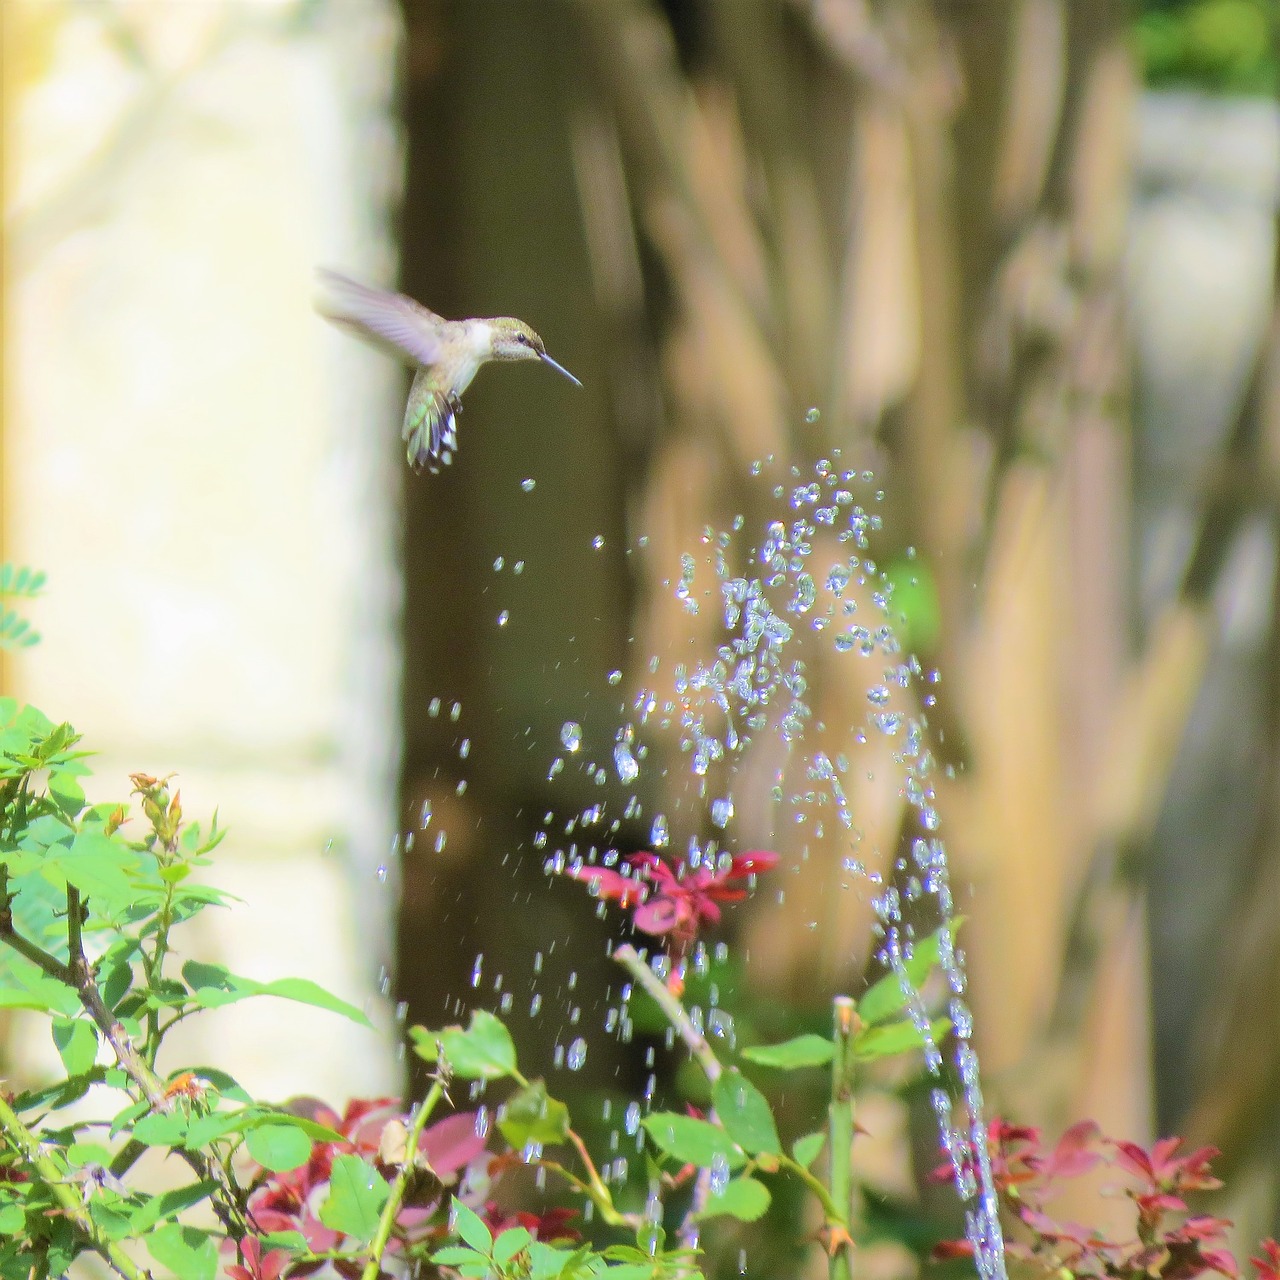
left=536, top=1158, right=634, bottom=1229
left=0, top=1092, right=150, bottom=1280
left=0, top=890, right=248, bottom=1240
left=359, top=1082, right=443, bottom=1280
left=828, top=995, right=857, bottom=1280
left=610, top=943, right=722, bottom=1084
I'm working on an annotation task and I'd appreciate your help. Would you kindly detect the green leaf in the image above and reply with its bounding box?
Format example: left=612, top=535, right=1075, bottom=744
left=696, top=1174, right=771, bottom=1222
left=182, top=1110, right=251, bottom=1150
left=856, top=921, right=962, bottom=1026
left=432, top=1246, right=484, bottom=1266
left=440, top=1010, right=518, bottom=1081
left=177, top=1067, right=252, bottom=1106
left=42, top=829, right=137, bottom=913
left=130, top=1181, right=218, bottom=1233
left=145, top=1224, right=217, bottom=1280
left=133, top=1111, right=191, bottom=1146
left=0, top=1204, right=24, bottom=1235
left=51, top=1019, right=98, bottom=1076
left=246, top=1122, right=313, bottom=1172
left=854, top=1016, right=951, bottom=1062
left=740, top=1034, right=834, bottom=1070
left=0, top=566, right=45, bottom=599
left=712, top=1070, right=780, bottom=1155
left=0, top=959, right=79, bottom=1016
left=498, top=1080, right=570, bottom=1149
left=493, top=1226, right=533, bottom=1264
left=181, top=961, right=370, bottom=1026
left=66, top=1142, right=114, bottom=1168
left=642, top=1113, right=745, bottom=1169
left=318, top=1154, right=389, bottom=1242
left=792, top=1131, right=825, bottom=1169
left=450, top=1198, right=494, bottom=1253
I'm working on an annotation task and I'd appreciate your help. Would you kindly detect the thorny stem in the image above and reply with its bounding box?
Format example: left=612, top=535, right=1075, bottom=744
left=359, top=1080, right=444, bottom=1280
left=0, top=1091, right=150, bottom=1280
left=0, top=879, right=249, bottom=1240
left=610, top=943, right=722, bottom=1084
left=828, top=995, right=858, bottom=1280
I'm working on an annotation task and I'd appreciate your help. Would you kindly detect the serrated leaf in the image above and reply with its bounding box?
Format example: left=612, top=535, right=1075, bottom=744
left=43, top=828, right=137, bottom=910
left=66, top=1142, right=113, bottom=1168
left=51, top=1019, right=97, bottom=1076
left=854, top=1016, right=951, bottom=1061
left=181, top=961, right=370, bottom=1026
left=440, top=1010, right=518, bottom=1080
left=133, top=1111, right=191, bottom=1146
left=493, top=1226, right=533, bottom=1264
left=246, top=1122, right=312, bottom=1172
left=182, top=1110, right=251, bottom=1150
left=145, top=1224, right=217, bottom=1280
left=318, top=1154, right=388, bottom=1242
left=857, top=922, right=963, bottom=1026
left=130, top=1181, right=218, bottom=1233
left=0, top=967, right=79, bottom=1016
left=696, top=1174, right=771, bottom=1222
left=642, top=1113, right=745, bottom=1169
left=450, top=1197, right=494, bottom=1252
left=498, top=1080, right=570, bottom=1149
left=792, top=1131, right=825, bottom=1168
left=740, top=1034, right=834, bottom=1070
left=712, top=1070, right=780, bottom=1155
left=431, top=1246, right=484, bottom=1265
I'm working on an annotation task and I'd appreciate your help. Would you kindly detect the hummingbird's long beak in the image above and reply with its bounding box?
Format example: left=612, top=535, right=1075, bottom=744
left=541, top=352, right=583, bottom=388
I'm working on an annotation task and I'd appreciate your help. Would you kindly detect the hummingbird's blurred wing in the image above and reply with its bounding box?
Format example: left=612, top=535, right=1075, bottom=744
left=403, top=368, right=459, bottom=473
left=316, top=269, right=444, bottom=368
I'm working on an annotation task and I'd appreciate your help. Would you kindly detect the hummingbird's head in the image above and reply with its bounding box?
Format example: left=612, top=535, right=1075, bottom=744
left=489, top=318, right=583, bottom=387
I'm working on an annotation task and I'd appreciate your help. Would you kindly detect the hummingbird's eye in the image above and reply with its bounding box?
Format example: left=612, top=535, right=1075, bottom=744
left=517, top=333, right=529, bottom=345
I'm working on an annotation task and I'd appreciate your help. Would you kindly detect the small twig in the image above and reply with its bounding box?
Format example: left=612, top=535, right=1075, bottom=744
left=610, top=943, right=722, bottom=1084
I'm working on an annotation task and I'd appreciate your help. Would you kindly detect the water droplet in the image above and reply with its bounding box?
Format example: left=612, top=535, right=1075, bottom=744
left=513, top=560, right=525, bottom=574
left=561, top=721, right=583, bottom=752
left=608, top=669, right=622, bottom=685
left=497, top=609, right=510, bottom=627
left=710, top=797, right=734, bottom=828
left=566, top=1037, right=588, bottom=1070
left=493, top=556, right=504, bottom=571
left=614, top=741, right=640, bottom=784
left=805, top=406, right=821, bottom=424
left=650, top=813, right=669, bottom=848
left=520, top=478, right=536, bottom=492
left=592, top=535, right=605, bottom=550
left=623, top=1101, right=642, bottom=1135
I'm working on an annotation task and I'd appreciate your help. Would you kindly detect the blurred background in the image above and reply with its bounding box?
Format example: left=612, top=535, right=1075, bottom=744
left=5, top=0, right=1280, bottom=1274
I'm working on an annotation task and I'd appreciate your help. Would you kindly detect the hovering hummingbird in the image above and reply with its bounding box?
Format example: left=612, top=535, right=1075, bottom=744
left=317, top=269, right=582, bottom=473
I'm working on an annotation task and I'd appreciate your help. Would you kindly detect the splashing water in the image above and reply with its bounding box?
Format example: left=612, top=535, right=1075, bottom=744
left=415, top=451, right=1005, bottom=1278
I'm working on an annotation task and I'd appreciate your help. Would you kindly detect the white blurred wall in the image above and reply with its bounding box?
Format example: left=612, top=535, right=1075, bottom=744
left=4, top=1, right=405, bottom=1102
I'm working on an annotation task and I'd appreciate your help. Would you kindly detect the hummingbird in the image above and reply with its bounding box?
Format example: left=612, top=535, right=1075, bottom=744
left=317, top=269, right=582, bottom=473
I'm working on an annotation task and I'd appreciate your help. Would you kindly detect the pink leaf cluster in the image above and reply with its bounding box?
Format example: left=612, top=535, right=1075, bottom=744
left=933, top=1118, right=1275, bottom=1280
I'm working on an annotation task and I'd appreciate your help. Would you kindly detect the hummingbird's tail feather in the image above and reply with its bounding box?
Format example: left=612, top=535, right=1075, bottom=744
left=404, top=370, right=460, bottom=473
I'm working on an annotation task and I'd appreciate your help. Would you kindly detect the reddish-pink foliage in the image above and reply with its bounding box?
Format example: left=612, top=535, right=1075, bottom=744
left=932, top=1119, right=1267, bottom=1280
